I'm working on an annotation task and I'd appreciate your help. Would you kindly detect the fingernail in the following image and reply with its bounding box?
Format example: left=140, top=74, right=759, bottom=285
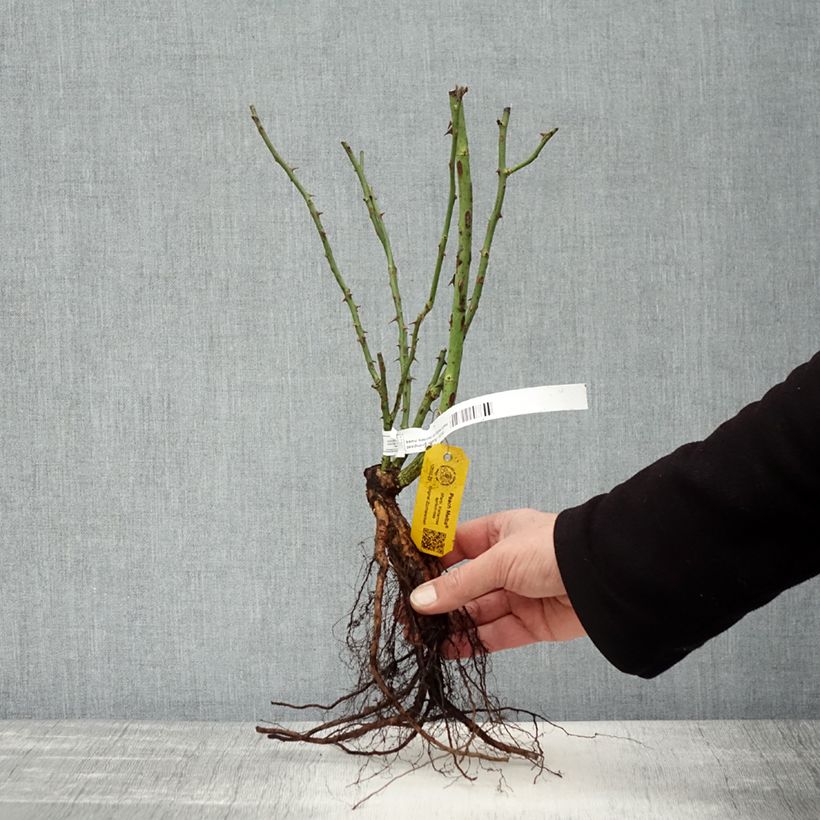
left=410, top=583, right=437, bottom=608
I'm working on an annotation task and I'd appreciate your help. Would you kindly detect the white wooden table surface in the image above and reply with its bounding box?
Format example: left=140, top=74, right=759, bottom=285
left=0, top=720, right=818, bottom=818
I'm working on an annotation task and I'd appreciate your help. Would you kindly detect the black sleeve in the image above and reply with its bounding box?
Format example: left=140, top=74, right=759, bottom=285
left=553, top=350, right=820, bottom=679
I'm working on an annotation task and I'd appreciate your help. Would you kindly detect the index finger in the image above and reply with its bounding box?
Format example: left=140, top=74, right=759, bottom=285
left=439, top=511, right=510, bottom=569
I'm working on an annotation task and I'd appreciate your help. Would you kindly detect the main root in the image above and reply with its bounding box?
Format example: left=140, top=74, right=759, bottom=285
left=257, top=464, right=555, bottom=780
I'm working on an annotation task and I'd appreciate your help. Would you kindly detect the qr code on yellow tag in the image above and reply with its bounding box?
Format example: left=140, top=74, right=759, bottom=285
left=420, top=527, right=447, bottom=556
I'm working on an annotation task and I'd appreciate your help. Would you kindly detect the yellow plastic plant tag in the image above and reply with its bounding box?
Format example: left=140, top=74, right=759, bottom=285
left=410, top=443, right=470, bottom=557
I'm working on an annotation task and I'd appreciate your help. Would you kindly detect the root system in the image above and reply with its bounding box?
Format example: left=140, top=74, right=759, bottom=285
left=256, top=464, right=558, bottom=782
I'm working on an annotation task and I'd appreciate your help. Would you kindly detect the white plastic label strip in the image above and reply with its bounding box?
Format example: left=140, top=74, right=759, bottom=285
left=382, top=383, right=588, bottom=456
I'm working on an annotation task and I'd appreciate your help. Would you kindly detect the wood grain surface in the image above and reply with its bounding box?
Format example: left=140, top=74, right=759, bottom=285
left=0, top=720, right=818, bottom=818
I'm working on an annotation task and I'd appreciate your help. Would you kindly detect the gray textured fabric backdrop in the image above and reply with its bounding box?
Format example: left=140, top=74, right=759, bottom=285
left=1, top=0, right=818, bottom=722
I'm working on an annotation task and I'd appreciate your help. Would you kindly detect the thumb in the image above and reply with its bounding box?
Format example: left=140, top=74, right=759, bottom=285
left=409, top=546, right=505, bottom=615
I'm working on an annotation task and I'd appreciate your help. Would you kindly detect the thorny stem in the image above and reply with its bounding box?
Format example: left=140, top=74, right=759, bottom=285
left=438, top=86, right=472, bottom=414
left=249, top=106, right=390, bottom=421
left=377, top=353, right=393, bottom=468
left=464, top=116, right=557, bottom=335
left=408, top=97, right=558, bottom=480
left=396, top=92, right=555, bottom=488
left=505, top=128, right=559, bottom=176
left=341, top=141, right=409, bottom=427
left=411, top=351, right=447, bottom=429
left=401, top=374, right=412, bottom=433
left=395, top=350, right=446, bottom=484
left=251, top=92, right=556, bottom=487
left=392, top=105, right=459, bottom=426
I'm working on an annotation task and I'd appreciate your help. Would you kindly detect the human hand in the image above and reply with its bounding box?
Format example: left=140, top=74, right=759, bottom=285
left=409, top=509, right=586, bottom=657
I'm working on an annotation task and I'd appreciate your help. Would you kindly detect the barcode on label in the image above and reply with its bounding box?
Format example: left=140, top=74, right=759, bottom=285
left=420, top=527, right=447, bottom=556
left=383, top=384, right=587, bottom=456
left=450, top=401, right=493, bottom=428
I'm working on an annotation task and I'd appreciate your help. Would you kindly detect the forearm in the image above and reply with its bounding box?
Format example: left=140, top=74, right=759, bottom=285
left=554, top=351, right=820, bottom=678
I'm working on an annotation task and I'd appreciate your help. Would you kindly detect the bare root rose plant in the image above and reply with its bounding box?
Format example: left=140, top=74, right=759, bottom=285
left=250, top=86, right=560, bottom=782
